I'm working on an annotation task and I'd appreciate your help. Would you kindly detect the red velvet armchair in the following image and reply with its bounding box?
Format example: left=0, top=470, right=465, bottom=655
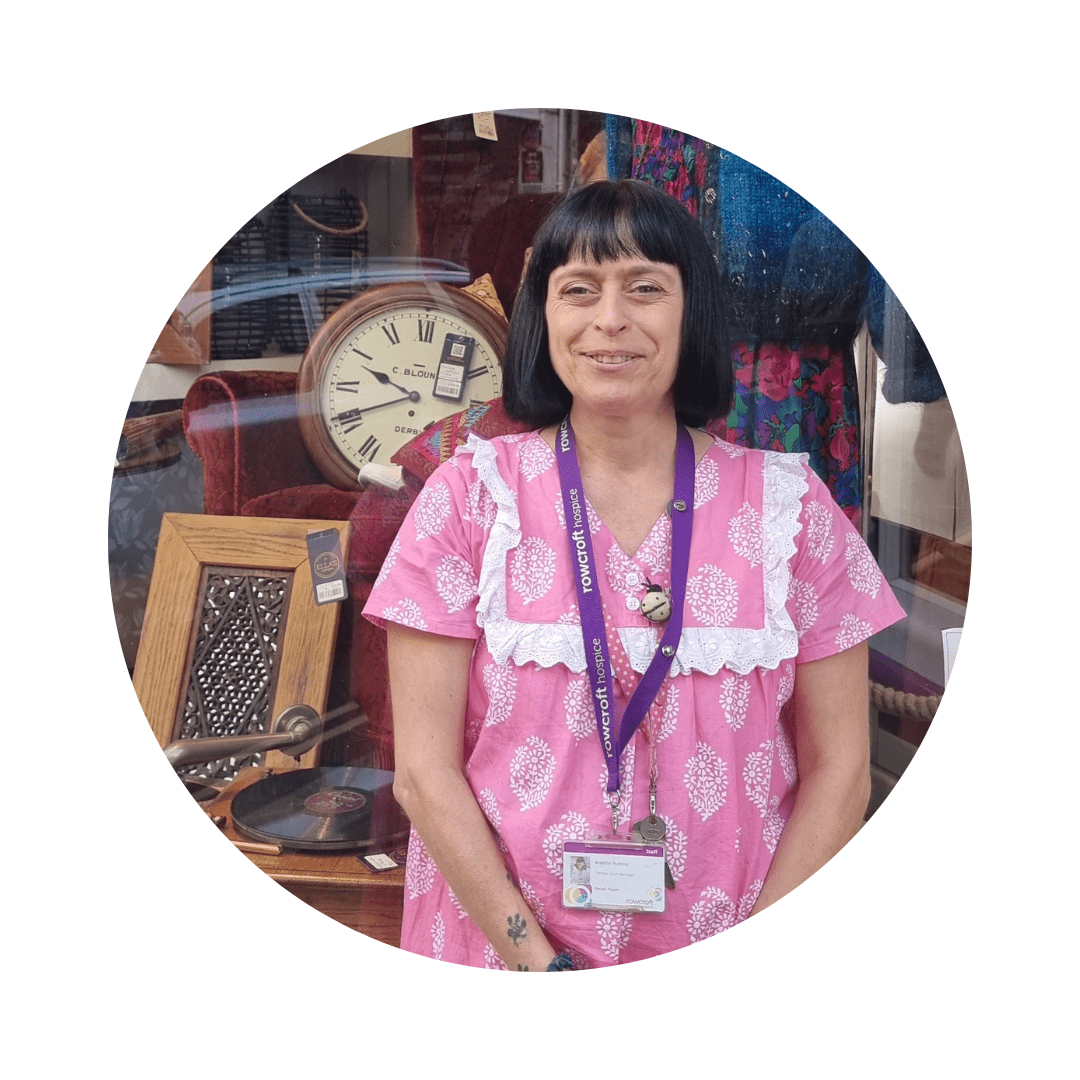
left=182, top=369, right=529, bottom=767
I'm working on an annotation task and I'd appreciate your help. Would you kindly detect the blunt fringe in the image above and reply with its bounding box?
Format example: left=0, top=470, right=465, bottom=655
left=502, top=179, right=732, bottom=428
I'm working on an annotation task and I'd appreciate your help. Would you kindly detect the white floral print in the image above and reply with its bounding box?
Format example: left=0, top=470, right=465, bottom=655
left=563, top=677, right=593, bottom=741
left=845, top=532, right=882, bottom=597
left=519, top=436, right=554, bottom=481
left=381, top=598, right=427, bottom=630
left=655, top=680, right=679, bottom=741
left=803, top=500, right=835, bottom=562
left=789, top=577, right=819, bottom=636
left=477, top=788, right=504, bottom=850
left=435, top=553, right=478, bottom=614
left=431, top=912, right=445, bottom=959
left=543, top=811, right=590, bottom=876
left=406, top=828, right=436, bottom=899
left=464, top=477, right=498, bottom=530
left=519, top=879, right=547, bottom=928
left=509, top=735, right=557, bottom=811
left=684, top=741, right=729, bottom=821
left=661, top=815, right=688, bottom=884
left=482, top=663, right=517, bottom=727
left=413, top=481, right=451, bottom=541
left=598, top=911, right=634, bottom=961
left=687, top=883, right=763, bottom=942
left=743, top=741, right=774, bottom=816
left=836, top=612, right=874, bottom=650
left=694, top=456, right=719, bottom=508
left=720, top=674, right=751, bottom=730
left=776, top=662, right=795, bottom=712
left=687, top=887, right=739, bottom=941
left=686, top=564, right=739, bottom=625
left=605, top=543, right=640, bottom=596
left=728, top=501, right=764, bottom=567
left=510, top=536, right=557, bottom=605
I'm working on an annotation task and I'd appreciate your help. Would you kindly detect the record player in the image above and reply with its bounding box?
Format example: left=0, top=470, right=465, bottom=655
left=162, top=703, right=409, bottom=855
left=132, top=514, right=409, bottom=946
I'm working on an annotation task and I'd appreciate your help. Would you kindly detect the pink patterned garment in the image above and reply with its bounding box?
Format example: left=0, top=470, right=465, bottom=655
left=363, top=431, right=905, bottom=968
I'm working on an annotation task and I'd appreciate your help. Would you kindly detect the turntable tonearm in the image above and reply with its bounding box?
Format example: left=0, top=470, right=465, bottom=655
left=163, top=703, right=409, bottom=947
left=164, top=704, right=409, bottom=855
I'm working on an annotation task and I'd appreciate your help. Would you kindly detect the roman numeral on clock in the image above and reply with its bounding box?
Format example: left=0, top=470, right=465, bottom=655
left=381, top=323, right=401, bottom=346
left=416, top=319, right=435, bottom=343
left=334, top=407, right=363, bottom=434
left=358, top=434, right=381, bottom=461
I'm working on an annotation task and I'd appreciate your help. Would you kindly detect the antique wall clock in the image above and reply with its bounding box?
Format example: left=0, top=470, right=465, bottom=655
left=297, top=282, right=507, bottom=489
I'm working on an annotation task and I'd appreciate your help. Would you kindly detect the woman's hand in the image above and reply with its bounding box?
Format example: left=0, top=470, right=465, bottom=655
left=750, top=641, right=872, bottom=915
left=388, top=623, right=560, bottom=970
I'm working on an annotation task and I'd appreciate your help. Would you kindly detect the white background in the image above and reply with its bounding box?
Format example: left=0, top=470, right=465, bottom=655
left=5, top=3, right=1074, bottom=1076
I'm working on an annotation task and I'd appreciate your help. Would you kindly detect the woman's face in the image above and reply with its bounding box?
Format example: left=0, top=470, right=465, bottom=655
left=544, top=254, right=684, bottom=421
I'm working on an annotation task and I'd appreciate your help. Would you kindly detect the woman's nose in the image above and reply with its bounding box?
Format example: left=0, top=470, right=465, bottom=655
left=593, top=286, right=629, bottom=334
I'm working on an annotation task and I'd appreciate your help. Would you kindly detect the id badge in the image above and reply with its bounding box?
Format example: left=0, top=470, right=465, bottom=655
left=561, top=839, right=666, bottom=914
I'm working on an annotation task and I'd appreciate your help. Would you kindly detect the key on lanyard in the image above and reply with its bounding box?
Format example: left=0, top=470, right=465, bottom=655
left=632, top=813, right=675, bottom=890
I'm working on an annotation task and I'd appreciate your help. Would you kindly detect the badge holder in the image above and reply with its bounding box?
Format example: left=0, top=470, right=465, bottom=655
left=561, top=837, right=667, bottom=914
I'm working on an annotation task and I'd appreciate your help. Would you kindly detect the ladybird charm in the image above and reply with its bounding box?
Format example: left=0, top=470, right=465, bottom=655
left=640, top=582, right=672, bottom=623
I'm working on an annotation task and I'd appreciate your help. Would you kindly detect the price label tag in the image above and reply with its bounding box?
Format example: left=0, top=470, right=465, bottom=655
left=306, top=528, right=347, bottom=606
left=473, top=112, right=498, bottom=140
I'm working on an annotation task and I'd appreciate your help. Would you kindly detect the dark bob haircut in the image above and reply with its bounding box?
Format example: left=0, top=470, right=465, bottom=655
left=502, top=179, right=732, bottom=429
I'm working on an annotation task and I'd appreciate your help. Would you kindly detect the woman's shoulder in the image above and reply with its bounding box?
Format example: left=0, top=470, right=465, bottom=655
left=451, top=428, right=555, bottom=485
left=701, top=434, right=817, bottom=483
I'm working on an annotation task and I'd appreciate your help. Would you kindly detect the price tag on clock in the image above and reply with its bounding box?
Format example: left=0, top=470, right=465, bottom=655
left=433, top=334, right=475, bottom=402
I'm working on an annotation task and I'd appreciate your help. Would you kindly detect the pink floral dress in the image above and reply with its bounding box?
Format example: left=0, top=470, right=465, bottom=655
left=363, top=431, right=905, bottom=968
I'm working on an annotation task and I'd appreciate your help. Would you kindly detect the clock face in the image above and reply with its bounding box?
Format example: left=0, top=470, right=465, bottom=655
left=298, top=284, right=505, bottom=488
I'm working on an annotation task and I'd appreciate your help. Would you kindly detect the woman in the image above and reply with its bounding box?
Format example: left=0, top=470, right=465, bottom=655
left=363, top=180, right=905, bottom=971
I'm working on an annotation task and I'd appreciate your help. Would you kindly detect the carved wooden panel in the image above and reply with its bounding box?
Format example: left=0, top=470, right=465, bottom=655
left=133, top=514, right=350, bottom=773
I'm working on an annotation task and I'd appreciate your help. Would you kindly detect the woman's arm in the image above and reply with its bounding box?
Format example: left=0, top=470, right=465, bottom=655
left=387, top=622, right=561, bottom=970
left=750, top=641, right=872, bottom=915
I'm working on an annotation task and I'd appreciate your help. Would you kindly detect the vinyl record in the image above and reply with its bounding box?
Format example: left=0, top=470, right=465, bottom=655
left=231, top=766, right=409, bottom=852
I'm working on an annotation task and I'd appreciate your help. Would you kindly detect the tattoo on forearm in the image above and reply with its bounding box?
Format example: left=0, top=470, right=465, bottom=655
left=507, top=913, right=528, bottom=947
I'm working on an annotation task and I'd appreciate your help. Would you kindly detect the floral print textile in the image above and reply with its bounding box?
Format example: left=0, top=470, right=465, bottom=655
left=363, top=432, right=905, bottom=968
left=608, top=117, right=895, bottom=527
left=709, top=340, right=864, bottom=525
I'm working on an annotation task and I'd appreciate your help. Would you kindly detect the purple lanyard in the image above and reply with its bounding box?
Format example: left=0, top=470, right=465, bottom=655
left=555, top=418, right=695, bottom=794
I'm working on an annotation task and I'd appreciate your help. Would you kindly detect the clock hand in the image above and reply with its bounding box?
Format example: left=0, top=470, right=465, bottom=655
left=364, top=366, right=415, bottom=397
left=333, top=394, right=418, bottom=427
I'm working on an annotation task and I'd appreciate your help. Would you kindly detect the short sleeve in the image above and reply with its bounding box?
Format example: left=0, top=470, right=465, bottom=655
left=786, top=464, right=906, bottom=663
left=362, top=454, right=484, bottom=640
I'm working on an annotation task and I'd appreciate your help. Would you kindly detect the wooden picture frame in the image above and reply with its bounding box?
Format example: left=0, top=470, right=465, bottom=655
left=133, top=513, right=351, bottom=771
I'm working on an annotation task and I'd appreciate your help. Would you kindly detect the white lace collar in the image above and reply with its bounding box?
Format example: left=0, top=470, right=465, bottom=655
left=467, top=433, right=806, bottom=676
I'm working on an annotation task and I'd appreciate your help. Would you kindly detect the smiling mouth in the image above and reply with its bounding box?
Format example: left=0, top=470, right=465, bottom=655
left=583, top=353, right=639, bottom=366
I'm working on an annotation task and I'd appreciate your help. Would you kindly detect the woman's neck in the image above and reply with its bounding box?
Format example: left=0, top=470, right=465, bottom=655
left=566, top=403, right=680, bottom=475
